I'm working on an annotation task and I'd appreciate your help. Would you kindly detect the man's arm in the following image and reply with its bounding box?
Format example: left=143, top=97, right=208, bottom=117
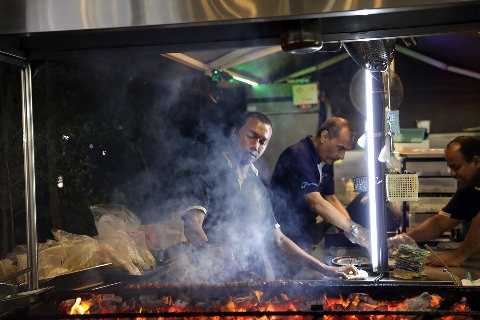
left=271, top=228, right=357, bottom=278
left=324, top=194, right=351, bottom=220
left=182, top=209, right=208, bottom=247
left=406, top=213, right=460, bottom=242
left=305, top=192, right=354, bottom=231
left=305, top=192, right=370, bottom=249
left=429, top=211, right=480, bottom=266
left=388, top=212, right=461, bottom=254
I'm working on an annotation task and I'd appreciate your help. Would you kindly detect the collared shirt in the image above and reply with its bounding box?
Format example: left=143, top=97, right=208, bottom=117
left=222, top=151, right=258, bottom=189
left=185, top=151, right=279, bottom=278
left=270, top=135, right=335, bottom=249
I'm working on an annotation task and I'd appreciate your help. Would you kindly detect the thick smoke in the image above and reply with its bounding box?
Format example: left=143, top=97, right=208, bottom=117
left=36, top=52, right=316, bottom=281
left=92, top=55, right=273, bottom=282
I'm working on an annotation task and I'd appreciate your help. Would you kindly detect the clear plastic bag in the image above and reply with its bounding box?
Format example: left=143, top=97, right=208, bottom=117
left=51, top=229, right=100, bottom=271
left=90, top=204, right=141, bottom=235
left=140, top=212, right=186, bottom=250
left=4, top=230, right=101, bottom=283
left=90, top=204, right=155, bottom=274
left=97, top=236, right=142, bottom=275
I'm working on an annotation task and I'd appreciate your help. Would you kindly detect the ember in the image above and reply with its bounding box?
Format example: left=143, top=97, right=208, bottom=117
left=321, top=292, right=444, bottom=319
left=69, top=297, right=90, bottom=315
left=59, top=290, right=300, bottom=317
left=57, top=291, right=473, bottom=320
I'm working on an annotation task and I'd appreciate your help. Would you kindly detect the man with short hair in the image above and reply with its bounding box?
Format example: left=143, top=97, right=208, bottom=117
left=389, top=136, right=480, bottom=266
left=270, top=117, right=370, bottom=254
left=182, top=112, right=358, bottom=280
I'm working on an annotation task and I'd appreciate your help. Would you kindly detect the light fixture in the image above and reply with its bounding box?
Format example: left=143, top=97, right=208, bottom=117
left=231, top=75, right=258, bottom=87
left=364, top=70, right=379, bottom=271
left=347, top=38, right=395, bottom=273
left=280, top=20, right=323, bottom=54
left=211, top=69, right=230, bottom=83
left=211, top=69, right=258, bottom=87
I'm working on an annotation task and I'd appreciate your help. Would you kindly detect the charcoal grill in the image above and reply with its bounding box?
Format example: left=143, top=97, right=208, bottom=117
left=19, top=278, right=480, bottom=319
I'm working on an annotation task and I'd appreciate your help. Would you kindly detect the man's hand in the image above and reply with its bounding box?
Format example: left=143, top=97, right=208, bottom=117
left=387, top=233, right=418, bottom=255
left=322, top=264, right=359, bottom=279
left=183, top=210, right=208, bottom=247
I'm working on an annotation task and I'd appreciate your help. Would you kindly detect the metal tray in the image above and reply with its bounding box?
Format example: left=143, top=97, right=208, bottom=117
left=0, top=286, right=52, bottom=318
left=40, top=263, right=112, bottom=292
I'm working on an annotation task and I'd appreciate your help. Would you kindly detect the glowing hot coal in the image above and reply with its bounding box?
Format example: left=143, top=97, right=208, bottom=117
left=58, top=291, right=470, bottom=319
left=68, top=297, right=92, bottom=315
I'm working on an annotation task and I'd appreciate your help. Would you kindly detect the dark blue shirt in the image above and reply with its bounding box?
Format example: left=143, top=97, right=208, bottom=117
left=270, top=135, right=334, bottom=250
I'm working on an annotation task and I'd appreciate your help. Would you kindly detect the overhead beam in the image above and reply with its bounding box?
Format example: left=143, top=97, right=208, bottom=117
left=274, top=52, right=350, bottom=83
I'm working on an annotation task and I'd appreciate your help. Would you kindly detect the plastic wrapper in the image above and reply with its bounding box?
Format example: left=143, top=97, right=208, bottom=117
left=344, top=224, right=371, bottom=249
left=97, top=236, right=142, bottom=275
left=140, top=212, right=186, bottom=250
left=95, top=230, right=155, bottom=274
left=90, top=204, right=156, bottom=274
left=90, top=203, right=141, bottom=234
left=6, top=231, right=101, bottom=283
left=51, top=229, right=100, bottom=270
left=0, top=258, right=17, bottom=282
left=7, top=241, right=69, bottom=283
left=387, top=233, right=418, bottom=256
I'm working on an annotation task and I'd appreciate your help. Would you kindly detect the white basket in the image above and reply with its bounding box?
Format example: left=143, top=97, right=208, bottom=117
left=386, top=173, right=419, bottom=201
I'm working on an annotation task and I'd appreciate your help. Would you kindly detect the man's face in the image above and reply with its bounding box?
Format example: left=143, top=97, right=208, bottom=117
left=231, top=117, right=272, bottom=165
left=320, top=126, right=354, bottom=165
left=445, top=143, right=480, bottom=188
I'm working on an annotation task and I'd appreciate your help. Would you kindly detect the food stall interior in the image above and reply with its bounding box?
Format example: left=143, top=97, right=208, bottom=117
left=1, top=0, right=480, bottom=318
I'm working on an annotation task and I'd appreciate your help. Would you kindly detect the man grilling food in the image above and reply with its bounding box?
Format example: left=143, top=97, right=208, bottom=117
left=180, top=111, right=359, bottom=282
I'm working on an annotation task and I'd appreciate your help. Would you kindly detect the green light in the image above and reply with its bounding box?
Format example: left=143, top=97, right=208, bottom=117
left=211, top=69, right=222, bottom=83
left=232, top=75, right=258, bottom=87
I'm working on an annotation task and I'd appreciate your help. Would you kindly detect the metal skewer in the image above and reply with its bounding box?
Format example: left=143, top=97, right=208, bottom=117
left=424, top=244, right=462, bottom=286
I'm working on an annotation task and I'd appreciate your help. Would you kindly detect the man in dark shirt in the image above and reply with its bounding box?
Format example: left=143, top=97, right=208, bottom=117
left=182, top=112, right=358, bottom=280
left=270, top=117, right=370, bottom=253
left=388, top=136, right=480, bottom=266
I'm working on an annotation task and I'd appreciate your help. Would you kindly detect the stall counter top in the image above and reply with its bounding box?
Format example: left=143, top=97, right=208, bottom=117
left=314, top=241, right=480, bottom=285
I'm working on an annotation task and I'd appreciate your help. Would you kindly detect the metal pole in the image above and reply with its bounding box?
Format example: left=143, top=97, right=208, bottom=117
left=21, top=63, right=39, bottom=290
left=365, top=70, right=387, bottom=273
left=371, top=72, right=387, bottom=273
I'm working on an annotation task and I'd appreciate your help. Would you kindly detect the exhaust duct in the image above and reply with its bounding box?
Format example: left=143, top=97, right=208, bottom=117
left=343, top=39, right=396, bottom=72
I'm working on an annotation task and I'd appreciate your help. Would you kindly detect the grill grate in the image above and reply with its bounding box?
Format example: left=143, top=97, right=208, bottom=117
left=22, top=309, right=480, bottom=319
left=22, top=280, right=480, bottom=319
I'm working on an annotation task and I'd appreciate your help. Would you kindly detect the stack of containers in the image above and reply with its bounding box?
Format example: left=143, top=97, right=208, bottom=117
left=393, top=244, right=431, bottom=279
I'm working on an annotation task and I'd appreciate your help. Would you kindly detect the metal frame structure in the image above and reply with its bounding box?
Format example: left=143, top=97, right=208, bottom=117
left=1, top=0, right=480, bottom=289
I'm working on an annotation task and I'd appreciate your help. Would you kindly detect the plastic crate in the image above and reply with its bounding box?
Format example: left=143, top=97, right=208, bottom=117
left=393, top=128, right=427, bottom=143
left=386, top=173, right=419, bottom=201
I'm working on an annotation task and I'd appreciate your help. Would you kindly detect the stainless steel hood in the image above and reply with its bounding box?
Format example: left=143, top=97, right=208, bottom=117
left=1, top=0, right=480, bottom=60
